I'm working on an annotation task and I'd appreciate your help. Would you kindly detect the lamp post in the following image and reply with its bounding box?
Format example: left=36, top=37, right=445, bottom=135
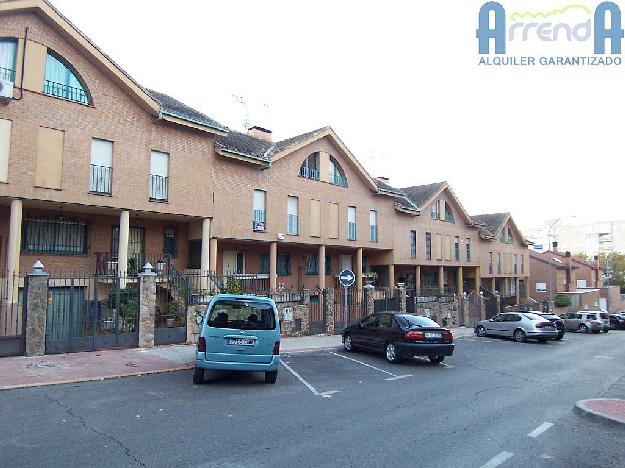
left=547, top=218, right=561, bottom=312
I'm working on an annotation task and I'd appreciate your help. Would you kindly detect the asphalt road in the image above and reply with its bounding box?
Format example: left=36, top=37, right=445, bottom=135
left=1, top=330, right=625, bottom=468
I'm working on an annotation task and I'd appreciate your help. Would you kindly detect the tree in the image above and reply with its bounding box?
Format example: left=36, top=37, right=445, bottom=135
left=599, top=251, right=625, bottom=293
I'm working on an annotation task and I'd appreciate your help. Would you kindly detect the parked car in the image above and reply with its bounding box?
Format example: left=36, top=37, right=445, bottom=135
left=342, top=313, right=454, bottom=364
left=194, top=294, right=281, bottom=384
left=475, top=312, right=558, bottom=342
left=533, top=313, right=566, bottom=340
left=609, top=313, right=625, bottom=330
left=560, top=312, right=607, bottom=333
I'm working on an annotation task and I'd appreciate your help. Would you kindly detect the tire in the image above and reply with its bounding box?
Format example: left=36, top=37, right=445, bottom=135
left=579, top=324, right=589, bottom=334
left=385, top=343, right=401, bottom=364
left=428, top=355, right=445, bottom=364
left=556, top=333, right=564, bottom=341
left=193, top=367, right=204, bottom=385
left=603, top=329, right=609, bottom=333
left=264, top=371, right=278, bottom=384
left=343, top=334, right=354, bottom=352
left=476, top=325, right=486, bottom=337
left=514, top=329, right=527, bottom=343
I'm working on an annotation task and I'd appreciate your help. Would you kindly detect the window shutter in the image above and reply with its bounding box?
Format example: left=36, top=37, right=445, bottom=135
left=35, top=127, right=64, bottom=189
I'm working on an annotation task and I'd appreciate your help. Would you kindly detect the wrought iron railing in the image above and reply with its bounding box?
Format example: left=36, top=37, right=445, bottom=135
left=299, top=166, right=319, bottom=180
left=370, top=225, right=378, bottom=243
left=253, top=210, right=265, bottom=231
left=149, top=174, right=168, bottom=202
left=96, top=252, right=170, bottom=276
left=0, top=66, right=14, bottom=83
left=330, top=173, right=348, bottom=187
left=89, top=164, right=112, bottom=194
left=288, top=214, right=298, bottom=235
left=348, top=222, right=356, bottom=240
left=44, top=80, right=90, bottom=105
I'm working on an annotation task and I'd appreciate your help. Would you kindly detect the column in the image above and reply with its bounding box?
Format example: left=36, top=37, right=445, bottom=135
left=269, top=242, right=277, bottom=292
left=138, top=265, right=157, bottom=348
left=388, top=264, right=395, bottom=289
left=474, top=266, right=481, bottom=294
left=415, top=265, right=421, bottom=291
left=6, top=199, right=22, bottom=304
left=525, top=277, right=530, bottom=300
left=457, top=266, right=463, bottom=296
left=118, top=210, right=130, bottom=277
left=491, top=276, right=496, bottom=293
left=515, top=277, right=521, bottom=305
left=200, top=218, right=211, bottom=272
left=318, top=245, right=326, bottom=290
left=25, top=261, right=49, bottom=356
left=438, top=266, right=445, bottom=292
left=356, top=248, right=363, bottom=290
left=209, top=237, right=218, bottom=272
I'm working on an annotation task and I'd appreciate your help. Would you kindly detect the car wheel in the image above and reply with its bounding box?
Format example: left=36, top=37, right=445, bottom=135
left=556, top=333, right=564, bottom=340
left=193, top=367, right=204, bottom=385
left=385, top=343, right=401, bottom=364
left=343, top=334, right=354, bottom=352
left=428, top=355, right=445, bottom=364
left=264, top=371, right=278, bottom=384
left=476, top=325, right=486, bottom=337
left=514, top=329, right=527, bottom=343
left=578, top=324, right=589, bottom=333
left=603, top=329, right=609, bottom=333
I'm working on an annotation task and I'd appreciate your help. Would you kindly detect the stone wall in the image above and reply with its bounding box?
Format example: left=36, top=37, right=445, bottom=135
left=416, top=301, right=460, bottom=328
left=277, top=301, right=310, bottom=337
left=186, top=304, right=207, bottom=345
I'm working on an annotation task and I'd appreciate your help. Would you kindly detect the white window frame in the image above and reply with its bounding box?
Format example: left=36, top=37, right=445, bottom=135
left=253, top=189, right=266, bottom=231
left=287, top=196, right=298, bottom=236
left=347, top=206, right=356, bottom=240
left=536, top=282, right=547, bottom=293
left=369, top=210, right=378, bottom=242
left=149, top=150, right=169, bottom=201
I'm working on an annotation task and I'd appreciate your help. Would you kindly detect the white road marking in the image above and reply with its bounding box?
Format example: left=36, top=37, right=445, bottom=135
left=330, top=352, right=412, bottom=380
left=480, top=451, right=514, bottom=468
left=527, top=422, right=553, bottom=438
left=280, top=361, right=339, bottom=398
left=441, top=363, right=454, bottom=368
left=593, top=355, right=613, bottom=360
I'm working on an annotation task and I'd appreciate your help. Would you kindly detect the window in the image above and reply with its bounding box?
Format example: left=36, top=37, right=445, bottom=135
left=536, top=282, right=547, bottom=292
left=329, top=156, right=347, bottom=187
left=22, top=218, right=87, bottom=254
left=507, top=228, right=513, bottom=243
left=369, top=210, right=378, bottom=242
left=466, top=238, right=471, bottom=262
left=89, top=139, right=112, bottom=194
left=111, top=226, right=145, bottom=268
left=430, top=200, right=440, bottom=220
left=497, top=253, right=502, bottom=273
left=35, top=127, right=64, bottom=189
left=300, top=153, right=320, bottom=180
left=44, top=51, right=91, bottom=105
left=253, top=189, right=266, bottom=231
left=347, top=206, right=356, bottom=240
left=425, top=232, right=432, bottom=260
left=150, top=150, right=169, bottom=202
left=187, top=240, right=201, bottom=269
left=454, top=236, right=460, bottom=261
left=521, top=255, right=525, bottom=274
left=0, top=38, right=17, bottom=82
left=577, top=279, right=587, bottom=288
left=410, top=230, right=417, bottom=259
left=513, top=254, right=518, bottom=274
left=287, top=196, right=298, bottom=235
left=277, top=253, right=291, bottom=276
left=163, top=226, right=177, bottom=257
left=0, top=118, right=11, bottom=183
left=207, top=299, right=276, bottom=331
left=445, top=202, right=455, bottom=223
left=489, top=252, right=493, bottom=274
left=305, top=254, right=318, bottom=275
left=260, top=253, right=269, bottom=274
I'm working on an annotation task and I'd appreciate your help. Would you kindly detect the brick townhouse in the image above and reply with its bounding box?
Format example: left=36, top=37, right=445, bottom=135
left=0, top=0, right=534, bottom=356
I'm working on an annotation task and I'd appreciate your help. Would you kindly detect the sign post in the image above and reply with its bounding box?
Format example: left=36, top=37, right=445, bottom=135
left=338, top=269, right=356, bottom=331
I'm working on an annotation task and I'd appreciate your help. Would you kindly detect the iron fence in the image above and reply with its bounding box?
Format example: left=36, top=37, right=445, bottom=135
left=373, top=287, right=400, bottom=312
left=149, top=174, right=168, bottom=201
left=155, top=274, right=187, bottom=345
left=334, top=288, right=365, bottom=334
left=0, top=66, right=14, bottom=82
left=309, top=289, right=326, bottom=334
left=89, top=164, right=112, bottom=194
left=0, top=274, right=25, bottom=357
left=44, top=80, right=90, bottom=105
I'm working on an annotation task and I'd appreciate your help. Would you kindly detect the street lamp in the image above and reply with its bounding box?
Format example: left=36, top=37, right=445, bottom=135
left=547, top=218, right=561, bottom=312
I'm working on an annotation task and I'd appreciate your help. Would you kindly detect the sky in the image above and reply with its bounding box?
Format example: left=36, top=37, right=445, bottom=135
left=50, top=0, right=624, bottom=233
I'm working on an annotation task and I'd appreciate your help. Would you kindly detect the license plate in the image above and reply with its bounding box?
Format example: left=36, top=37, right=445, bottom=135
left=228, top=338, right=255, bottom=346
left=425, top=332, right=441, bottom=339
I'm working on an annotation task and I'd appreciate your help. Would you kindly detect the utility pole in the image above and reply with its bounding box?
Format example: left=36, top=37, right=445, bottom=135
left=547, top=218, right=561, bottom=312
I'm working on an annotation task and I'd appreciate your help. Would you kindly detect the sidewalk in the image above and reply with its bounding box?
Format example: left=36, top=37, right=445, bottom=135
left=575, top=399, right=625, bottom=427
left=0, top=327, right=475, bottom=391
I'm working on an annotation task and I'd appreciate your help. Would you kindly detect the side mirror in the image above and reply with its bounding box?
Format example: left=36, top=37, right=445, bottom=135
left=195, top=315, right=203, bottom=326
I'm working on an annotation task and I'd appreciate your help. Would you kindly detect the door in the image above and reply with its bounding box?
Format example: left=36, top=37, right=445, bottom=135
left=111, top=226, right=145, bottom=273
left=223, top=250, right=244, bottom=276
left=486, top=314, right=505, bottom=335
left=340, top=255, right=353, bottom=271
left=353, top=314, right=378, bottom=348
left=370, top=313, right=394, bottom=351
left=502, top=313, right=522, bottom=337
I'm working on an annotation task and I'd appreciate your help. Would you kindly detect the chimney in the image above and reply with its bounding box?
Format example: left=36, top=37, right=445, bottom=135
left=552, top=241, right=558, bottom=253
left=565, top=251, right=571, bottom=257
left=247, top=126, right=272, bottom=142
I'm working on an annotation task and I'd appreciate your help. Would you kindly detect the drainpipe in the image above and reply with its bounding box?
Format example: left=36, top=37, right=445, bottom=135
left=13, top=27, right=28, bottom=101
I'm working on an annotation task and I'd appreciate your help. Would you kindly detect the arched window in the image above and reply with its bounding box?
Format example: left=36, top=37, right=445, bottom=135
left=300, top=152, right=319, bottom=180
left=0, top=38, right=17, bottom=82
left=507, top=227, right=513, bottom=243
left=43, top=51, right=91, bottom=105
left=444, top=201, right=455, bottom=222
left=329, top=156, right=347, bottom=187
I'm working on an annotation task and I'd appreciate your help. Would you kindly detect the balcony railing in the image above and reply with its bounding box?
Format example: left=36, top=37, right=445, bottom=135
left=44, top=80, right=90, bottom=105
left=288, top=214, right=298, bottom=235
left=149, top=174, right=168, bottom=202
left=96, top=252, right=174, bottom=277
left=489, top=263, right=493, bottom=274
left=348, top=222, right=356, bottom=241
left=0, top=66, right=14, bottom=82
left=370, top=225, right=378, bottom=243
left=253, top=210, right=266, bottom=231
left=330, top=173, right=348, bottom=187
left=299, top=166, right=319, bottom=180
left=89, top=164, right=112, bottom=195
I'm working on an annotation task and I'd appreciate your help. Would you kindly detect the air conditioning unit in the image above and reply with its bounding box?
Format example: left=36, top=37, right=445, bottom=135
left=0, top=79, right=13, bottom=99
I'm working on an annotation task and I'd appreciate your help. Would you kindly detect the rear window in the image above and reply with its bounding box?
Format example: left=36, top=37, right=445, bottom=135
left=207, top=300, right=276, bottom=330
left=600, top=313, right=608, bottom=319
left=396, top=314, right=440, bottom=328
left=523, top=313, right=543, bottom=320
left=585, top=314, right=597, bottom=320
left=540, top=314, right=559, bottom=320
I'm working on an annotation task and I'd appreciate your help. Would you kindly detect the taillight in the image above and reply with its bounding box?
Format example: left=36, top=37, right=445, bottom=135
left=442, top=330, right=453, bottom=342
left=536, top=322, right=544, bottom=328
left=198, top=337, right=206, bottom=352
left=405, top=330, right=425, bottom=341
left=273, top=341, right=280, bottom=355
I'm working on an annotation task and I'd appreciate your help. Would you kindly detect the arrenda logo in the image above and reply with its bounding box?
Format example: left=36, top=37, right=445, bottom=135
left=477, top=1, right=624, bottom=54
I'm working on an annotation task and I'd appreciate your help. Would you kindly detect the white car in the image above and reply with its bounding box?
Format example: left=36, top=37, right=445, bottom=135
left=475, top=312, right=558, bottom=343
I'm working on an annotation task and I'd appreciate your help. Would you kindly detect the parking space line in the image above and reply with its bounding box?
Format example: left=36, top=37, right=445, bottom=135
left=480, top=451, right=513, bottom=468
left=527, top=422, right=553, bottom=438
left=593, top=355, right=613, bottom=360
left=280, top=361, right=339, bottom=398
left=329, top=352, right=412, bottom=380
left=440, top=363, right=454, bottom=369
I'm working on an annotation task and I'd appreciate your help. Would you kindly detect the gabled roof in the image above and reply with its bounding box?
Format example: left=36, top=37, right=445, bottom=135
left=529, top=250, right=579, bottom=269
left=550, top=251, right=601, bottom=270
left=401, top=182, right=446, bottom=208
left=472, top=212, right=532, bottom=246
left=214, top=130, right=274, bottom=165
left=147, top=90, right=228, bottom=134
left=272, top=127, right=329, bottom=154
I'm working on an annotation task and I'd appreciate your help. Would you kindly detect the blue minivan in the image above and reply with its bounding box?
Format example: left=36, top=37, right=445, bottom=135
left=194, top=294, right=281, bottom=384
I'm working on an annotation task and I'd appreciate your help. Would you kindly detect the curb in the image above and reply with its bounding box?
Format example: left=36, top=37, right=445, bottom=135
left=282, top=345, right=342, bottom=354
left=574, top=399, right=625, bottom=429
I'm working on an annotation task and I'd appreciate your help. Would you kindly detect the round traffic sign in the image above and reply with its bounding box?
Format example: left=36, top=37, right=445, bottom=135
left=338, top=269, right=356, bottom=288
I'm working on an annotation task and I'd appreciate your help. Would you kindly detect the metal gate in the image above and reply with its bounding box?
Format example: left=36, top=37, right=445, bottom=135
left=463, top=292, right=482, bottom=328
left=45, top=276, right=139, bottom=354
left=406, top=289, right=416, bottom=313
left=155, top=274, right=188, bottom=345
left=308, top=289, right=326, bottom=334
left=0, top=275, right=25, bottom=357
left=484, top=296, right=498, bottom=319
left=373, top=288, right=400, bottom=312
left=333, top=288, right=365, bottom=334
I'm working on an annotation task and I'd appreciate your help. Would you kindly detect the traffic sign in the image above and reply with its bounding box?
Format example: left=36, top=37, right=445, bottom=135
left=338, top=269, right=355, bottom=288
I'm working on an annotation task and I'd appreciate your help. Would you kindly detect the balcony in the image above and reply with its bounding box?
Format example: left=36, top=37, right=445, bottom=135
left=44, top=80, right=90, bottom=105
left=330, top=173, right=348, bottom=187
left=299, top=166, right=319, bottom=180
left=253, top=210, right=266, bottom=232
left=96, top=252, right=175, bottom=277
left=0, top=66, right=14, bottom=82
left=89, top=164, right=112, bottom=195
left=370, top=225, right=378, bottom=243
left=149, top=174, right=168, bottom=202
left=348, top=222, right=357, bottom=241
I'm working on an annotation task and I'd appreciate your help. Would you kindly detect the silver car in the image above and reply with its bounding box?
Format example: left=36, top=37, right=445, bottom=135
left=560, top=312, right=606, bottom=333
left=475, top=312, right=558, bottom=343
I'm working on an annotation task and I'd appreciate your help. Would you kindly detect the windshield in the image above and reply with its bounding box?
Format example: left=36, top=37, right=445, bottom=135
left=600, top=313, right=608, bottom=319
left=585, top=314, right=597, bottom=320
left=523, top=313, right=543, bottom=320
left=397, top=314, right=440, bottom=328
left=207, top=300, right=276, bottom=330
left=540, top=314, right=559, bottom=320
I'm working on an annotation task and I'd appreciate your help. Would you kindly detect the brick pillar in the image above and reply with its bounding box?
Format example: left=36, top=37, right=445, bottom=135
left=474, top=266, right=481, bottom=294
left=438, top=266, right=445, bottom=293
left=415, top=265, right=421, bottom=291
left=461, top=293, right=470, bottom=326
left=495, top=292, right=501, bottom=313
left=515, top=277, right=521, bottom=305
left=209, top=237, right=218, bottom=272
left=7, top=199, right=22, bottom=304
left=25, top=261, right=49, bottom=357
left=269, top=242, right=277, bottom=292
left=364, top=283, right=375, bottom=316
left=525, top=277, right=530, bottom=300
left=324, top=288, right=335, bottom=335
left=388, top=264, right=395, bottom=289
left=457, top=266, right=463, bottom=296
left=356, top=248, right=363, bottom=290
left=186, top=304, right=207, bottom=345
left=138, top=265, right=157, bottom=348
left=398, top=283, right=406, bottom=312
left=491, top=276, right=496, bottom=293
left=318, top=245, right=326, bottom=290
